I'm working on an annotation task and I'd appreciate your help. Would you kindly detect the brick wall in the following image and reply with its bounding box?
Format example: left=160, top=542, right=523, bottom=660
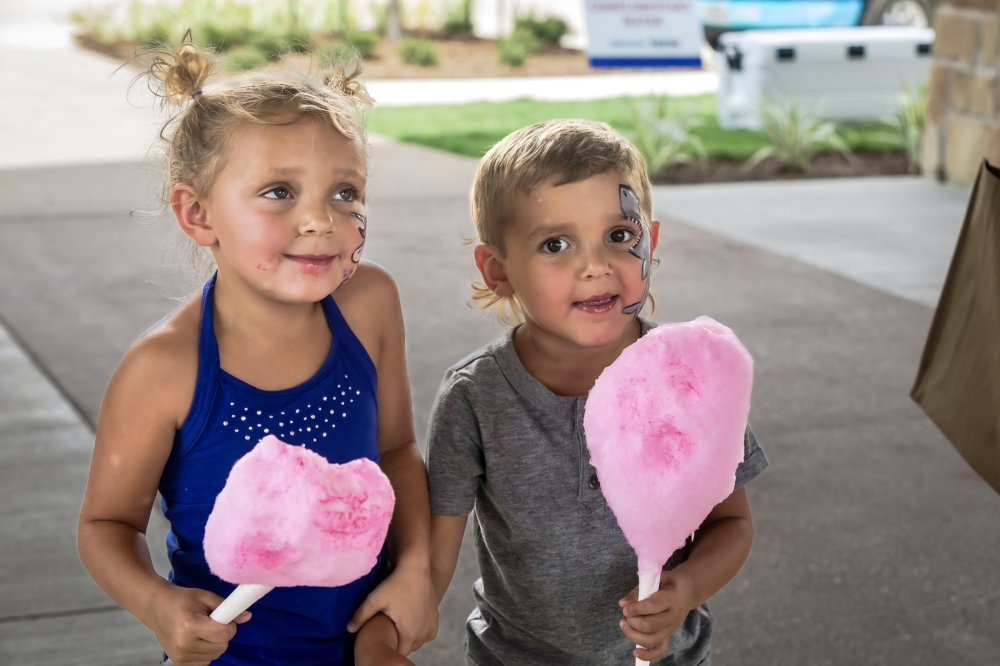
left=923, top=0, right=1000, bottom=183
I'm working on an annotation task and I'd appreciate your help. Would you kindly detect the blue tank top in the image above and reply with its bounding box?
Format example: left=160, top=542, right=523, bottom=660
left=159, top=275, right=384, bottom=666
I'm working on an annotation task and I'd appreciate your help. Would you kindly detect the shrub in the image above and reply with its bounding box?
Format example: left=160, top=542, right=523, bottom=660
left=745, top=102, right=853, bottom=171
left=398, top=37, right=440, bottom=66
left=513, top=12, right=567, bottom=47
left=343, top=31, right=380, bottom=59
left=249, top=33, right=289, bottom=61
left=443, top=0, right=474, bottom=34
left=225, top=46, right=268, bottom=71
left=627, top=96, right=707, bottom=177
left=497, top=31, right=538, bottom=67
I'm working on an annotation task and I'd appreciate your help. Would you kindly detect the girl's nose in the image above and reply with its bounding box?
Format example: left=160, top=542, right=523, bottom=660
left=298, top=204, right=335, bottom=236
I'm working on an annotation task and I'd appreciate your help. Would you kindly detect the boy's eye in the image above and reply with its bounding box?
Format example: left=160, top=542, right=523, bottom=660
left=609, top=228, right=635, bottom=244
left=334, top=188, right=356, bottom=201
left=263, top=186, right=292, bottom=200
left=542, top=238, right=569, bottom=254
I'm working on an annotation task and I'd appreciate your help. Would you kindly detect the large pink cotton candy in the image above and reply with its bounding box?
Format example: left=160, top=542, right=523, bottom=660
left=584, top=316, right=752, bottom=579
left=203, top=435, right=395, bottom=588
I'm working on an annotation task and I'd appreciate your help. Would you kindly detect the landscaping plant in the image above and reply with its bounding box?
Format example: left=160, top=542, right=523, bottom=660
left=870, top=83, right=927, bottom=172
left=513, top=11, right=567, bottom=48
left=443, top=0, right=474, bottom=35
left=398, top=37, right=440, bottom=66
left=745, top=102, right=853, bottom=172
left=627, top=96, right=707, bottom=177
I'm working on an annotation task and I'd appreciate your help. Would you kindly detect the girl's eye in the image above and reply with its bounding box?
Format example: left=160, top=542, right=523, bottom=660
left=542, top=238, right=569, bottom=254
left=609, top=228, right=635, bottom=244
left=334, top=188, right=356, bottom=201
left=263, top=186, right=291, bottom=200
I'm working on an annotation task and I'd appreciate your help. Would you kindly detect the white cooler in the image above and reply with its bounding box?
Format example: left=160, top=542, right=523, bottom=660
left=716, top=27, right=934, bottom=129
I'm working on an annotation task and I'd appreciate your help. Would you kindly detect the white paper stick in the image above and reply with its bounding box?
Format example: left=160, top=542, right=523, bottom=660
left=634, top=569, right=661, bottom=666
left=210, top=583, right=273, bottom=624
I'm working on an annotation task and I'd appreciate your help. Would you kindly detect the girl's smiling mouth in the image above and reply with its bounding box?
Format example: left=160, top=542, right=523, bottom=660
left=284, top=254, right=336, bottom=274
left=575, top=294, right=617, bottom=314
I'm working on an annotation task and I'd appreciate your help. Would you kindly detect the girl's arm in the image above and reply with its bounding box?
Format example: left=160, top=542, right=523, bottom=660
left=354, top=613, right=416, bottom=666
left=618, top=487, right=754, bottom=662
left=78, top=315, right=248, bottom=665
left=337, top=265, right=436, bottom=655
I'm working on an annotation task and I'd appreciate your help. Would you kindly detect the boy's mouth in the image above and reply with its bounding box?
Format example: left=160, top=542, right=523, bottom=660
left=575, top=294, right=617, bottom=314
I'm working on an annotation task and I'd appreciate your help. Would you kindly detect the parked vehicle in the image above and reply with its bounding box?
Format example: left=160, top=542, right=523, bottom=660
left=700, top=0, right=933, bottom=46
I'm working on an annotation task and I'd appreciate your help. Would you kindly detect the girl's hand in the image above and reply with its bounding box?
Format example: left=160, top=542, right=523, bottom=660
left=150, top=586, right=251, bottom=666
left=618, top=570, right=696, bottom=662
left=347, top=563, right=438, bottom=655
left=354, top=612, right=417, bottom=666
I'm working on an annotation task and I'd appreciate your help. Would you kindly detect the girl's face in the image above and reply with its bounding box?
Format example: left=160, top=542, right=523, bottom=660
left=199, top=115, right=367, bottom=303
left=486, top=170, right=660, bottom=349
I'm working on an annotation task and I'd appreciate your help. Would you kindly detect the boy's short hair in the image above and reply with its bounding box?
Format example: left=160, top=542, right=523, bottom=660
left=470, top=119, right=654, bottom=322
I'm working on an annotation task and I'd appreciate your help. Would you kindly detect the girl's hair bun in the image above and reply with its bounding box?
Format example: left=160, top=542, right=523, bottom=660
left=149, top=33, right=215, bottom=105
left=323, top=62, right=373, bottom=108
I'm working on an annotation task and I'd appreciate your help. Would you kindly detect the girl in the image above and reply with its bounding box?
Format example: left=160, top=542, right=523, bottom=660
left=77, top=41, right=433, bottom=666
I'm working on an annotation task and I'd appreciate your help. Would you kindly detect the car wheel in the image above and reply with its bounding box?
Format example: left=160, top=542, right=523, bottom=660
left=861, top=0, right=932, bottom=27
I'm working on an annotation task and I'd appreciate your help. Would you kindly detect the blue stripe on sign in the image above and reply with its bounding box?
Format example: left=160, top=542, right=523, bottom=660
left=589, top=57, right=704, bottom=68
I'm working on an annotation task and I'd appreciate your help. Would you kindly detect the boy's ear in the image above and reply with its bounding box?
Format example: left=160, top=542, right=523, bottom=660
left=650, top=220, right=661, bottom=253
left=474, top=244, right=514, bottom=298
left=171, top=183, right=217, bottom=247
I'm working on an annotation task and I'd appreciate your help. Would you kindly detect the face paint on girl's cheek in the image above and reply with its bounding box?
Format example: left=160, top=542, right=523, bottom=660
left=349, top=212, right=367, bottom=264
left=619, top=184, right=651, bottom=316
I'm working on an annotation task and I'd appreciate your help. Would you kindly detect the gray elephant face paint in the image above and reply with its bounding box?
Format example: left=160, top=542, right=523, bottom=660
left=619, top=184, right=650, bottom=316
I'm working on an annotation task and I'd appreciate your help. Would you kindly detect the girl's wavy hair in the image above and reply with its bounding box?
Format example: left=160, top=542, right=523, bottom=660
left=140, top=32, right=373, bottom=279
left=470, top=119, right=657, bottom=325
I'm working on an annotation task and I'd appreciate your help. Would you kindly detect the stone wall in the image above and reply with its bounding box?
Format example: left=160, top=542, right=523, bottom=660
left=923, top=0, right=1000, bottom=183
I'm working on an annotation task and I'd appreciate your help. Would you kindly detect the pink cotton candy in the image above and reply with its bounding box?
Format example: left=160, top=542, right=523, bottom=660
left=203, top=435, right=394, bottom=588
left=584, top=316, right=752, bottom=578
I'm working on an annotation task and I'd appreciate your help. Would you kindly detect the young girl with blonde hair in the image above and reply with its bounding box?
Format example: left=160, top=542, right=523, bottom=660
left=77, top=40, right=433, bottom=666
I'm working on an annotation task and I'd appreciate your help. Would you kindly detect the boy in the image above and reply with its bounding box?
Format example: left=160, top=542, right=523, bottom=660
left=427, top=119, right=768, bottom=665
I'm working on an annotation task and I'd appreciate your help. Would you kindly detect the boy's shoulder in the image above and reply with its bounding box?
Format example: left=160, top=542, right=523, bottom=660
left=444, top=329, right=515, bottom=379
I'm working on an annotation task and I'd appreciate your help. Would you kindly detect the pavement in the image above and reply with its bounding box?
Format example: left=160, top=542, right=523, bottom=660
left=3, top=21, right=1000, bottom=666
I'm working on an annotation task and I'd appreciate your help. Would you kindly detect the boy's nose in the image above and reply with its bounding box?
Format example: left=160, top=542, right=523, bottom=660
left=580, top=245, right=613, bottom=279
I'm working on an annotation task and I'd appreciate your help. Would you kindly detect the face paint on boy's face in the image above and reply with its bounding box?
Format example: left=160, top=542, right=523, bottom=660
left=619, top=184, right=651, bottom=316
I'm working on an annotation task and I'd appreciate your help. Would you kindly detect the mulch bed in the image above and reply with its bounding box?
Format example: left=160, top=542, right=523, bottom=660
left=76, top=32, right=673, bottom=79
left=654, top=152, right=917, bottom=185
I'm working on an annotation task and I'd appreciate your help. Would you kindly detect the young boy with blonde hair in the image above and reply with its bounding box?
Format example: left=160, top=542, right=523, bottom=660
left=427, top=119, right=768, bottom=665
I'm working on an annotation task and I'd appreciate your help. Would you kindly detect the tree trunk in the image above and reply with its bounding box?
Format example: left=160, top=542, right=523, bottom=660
left=387, top=0, right=402, bottom=42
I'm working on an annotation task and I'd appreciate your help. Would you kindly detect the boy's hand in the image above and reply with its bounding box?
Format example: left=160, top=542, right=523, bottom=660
left=355, top=612, right=417, bottom=666
left=618, top=570, right=696, bottom=662
left=346, top=563, right=438, bottom=654
left=150, top=586, right=251, bottom=666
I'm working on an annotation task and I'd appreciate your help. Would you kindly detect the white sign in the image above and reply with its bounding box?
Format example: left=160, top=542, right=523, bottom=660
left=584, top=1, right=703, bottom=68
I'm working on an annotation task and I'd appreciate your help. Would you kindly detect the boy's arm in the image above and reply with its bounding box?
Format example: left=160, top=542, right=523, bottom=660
left=619, top=487, right=754, bottom=662
left=430, top=514, right=469, bottom=603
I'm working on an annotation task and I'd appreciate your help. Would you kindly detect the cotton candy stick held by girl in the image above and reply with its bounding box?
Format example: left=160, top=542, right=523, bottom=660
left=584, top=317, right=752, bottom=665
left=203, top=435, right=395, bottom=623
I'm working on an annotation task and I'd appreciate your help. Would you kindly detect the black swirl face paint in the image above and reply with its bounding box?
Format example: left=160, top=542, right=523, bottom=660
left=349, top=212, right=367, bottom=264
left=619, top=184, right=651, bottom=316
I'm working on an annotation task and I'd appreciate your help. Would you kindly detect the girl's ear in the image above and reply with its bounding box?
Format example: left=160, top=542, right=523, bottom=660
left=171, top=183, right=217, bottom=247
left=474, top=244, right=514, bottom=298
left=650, top=220, right=661, bottom=253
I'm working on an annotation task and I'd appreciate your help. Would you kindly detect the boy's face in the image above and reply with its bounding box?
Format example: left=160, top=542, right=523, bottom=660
left=477, top=170, right=660, bottom=349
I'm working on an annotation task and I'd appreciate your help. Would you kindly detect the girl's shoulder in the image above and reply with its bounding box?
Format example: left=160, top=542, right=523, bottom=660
left=332, top=261, right=403, bottom=370
left=107, top=294, right=202, bottom=430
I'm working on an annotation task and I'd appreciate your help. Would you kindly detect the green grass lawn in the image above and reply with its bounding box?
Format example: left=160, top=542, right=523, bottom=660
left=367, top=95, right=901, bottom=161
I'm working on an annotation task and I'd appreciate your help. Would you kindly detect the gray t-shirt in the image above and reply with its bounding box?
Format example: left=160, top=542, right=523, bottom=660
left=427, top=321, right=769, bottom=666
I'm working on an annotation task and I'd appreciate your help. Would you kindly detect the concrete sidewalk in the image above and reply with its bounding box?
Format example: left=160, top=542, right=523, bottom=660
left=2, top=140, right=1000, bottom=665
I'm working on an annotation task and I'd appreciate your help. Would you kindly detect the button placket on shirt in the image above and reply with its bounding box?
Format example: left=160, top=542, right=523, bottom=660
left=575, top=397, right=606, bottom=508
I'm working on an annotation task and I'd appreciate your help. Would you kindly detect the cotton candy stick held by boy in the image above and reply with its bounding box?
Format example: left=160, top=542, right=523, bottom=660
left=203, top=435, right=395, bottom=623
left=584, top=317, right=753, bottom=666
